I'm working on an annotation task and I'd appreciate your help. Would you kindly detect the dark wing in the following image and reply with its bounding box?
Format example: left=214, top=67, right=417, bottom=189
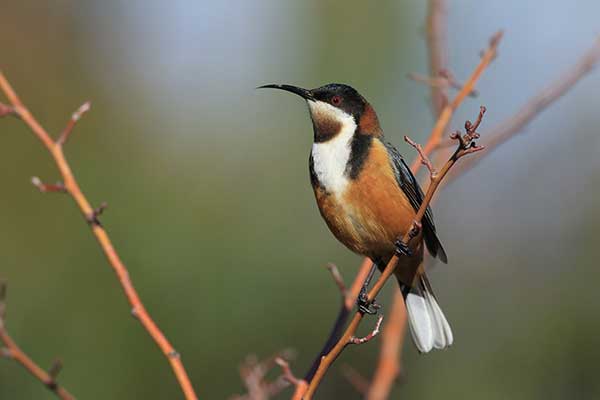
left=381, top=139, right=447, bottom=263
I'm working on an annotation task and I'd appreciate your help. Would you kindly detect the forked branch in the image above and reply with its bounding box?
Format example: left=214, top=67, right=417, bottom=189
left=0, top=73, right=198, bottom=400
left=410, top=30, right=502, bottom=173
left=302, top=109, right=487, bottom=399
left=0, top=282, right=75, bottom=400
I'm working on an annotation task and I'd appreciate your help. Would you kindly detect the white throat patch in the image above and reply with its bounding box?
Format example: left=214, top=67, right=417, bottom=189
left=309, top=100, right=357, bottom=195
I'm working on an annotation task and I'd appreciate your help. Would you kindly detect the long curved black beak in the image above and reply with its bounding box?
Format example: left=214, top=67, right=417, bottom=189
left=257, top=84, right=314, bottom=100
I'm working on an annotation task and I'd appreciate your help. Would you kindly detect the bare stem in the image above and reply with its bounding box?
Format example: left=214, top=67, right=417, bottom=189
left=410, top=30, right=502, bottom=174
left=0, top=73, right=198, bottom=400
left=302, top=109, right=487, bottom=399
left=449, top=37, right=600, bottom=180
left=0, top=282, right=75, bottom=400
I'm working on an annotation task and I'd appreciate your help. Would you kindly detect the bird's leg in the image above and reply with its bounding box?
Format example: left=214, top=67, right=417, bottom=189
left=394, top=220, right=421, bottom=257
left=357, top=262, right=381, bottom=315
left=394, top=239, right=412, bottom=257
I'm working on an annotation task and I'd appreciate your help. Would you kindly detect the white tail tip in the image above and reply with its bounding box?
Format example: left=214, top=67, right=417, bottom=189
left=405, top=276, right=453, bottom=353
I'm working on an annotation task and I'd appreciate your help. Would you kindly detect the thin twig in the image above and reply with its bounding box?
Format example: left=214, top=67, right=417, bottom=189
left=302, top=110, right=487, bottom=399
left=367, top=3, right=451, bottom=397
left=449, top=37, right=600, bottom=180
left=410, top=30, right=502, bottom=174
left=407, top=71, right=478, bottom=97
left=426, top=0, right=449, bottom=116
left=0, top=73, right=198, bottom=400
left=56, top=101, right=91, bottom=146
left=0, top=102, right=16, bottom=117
left=366, top=290, right=407, bottom=400
left=31, top=177, right=67, bottom=193
left=341, top=364, right=370, bottom=395
left=0, top=282, right=75, bottom=400
left=232, top=350, right=298, bottom=400
left=301, top=258, right=373, bottom=387
left=325, top=263, right=347, bottom=299
left=404, top=136, right=436, bottom=176
left=275, top=357, right=301, bottom=386
left=348, top=315, right=383, bottom=345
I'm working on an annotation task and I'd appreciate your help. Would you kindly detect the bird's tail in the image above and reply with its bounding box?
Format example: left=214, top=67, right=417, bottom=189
left=399, top=273, right=453, bottom=353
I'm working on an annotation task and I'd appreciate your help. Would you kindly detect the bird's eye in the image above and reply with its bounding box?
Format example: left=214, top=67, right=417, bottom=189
left=331, top=95, right=342, bottom=105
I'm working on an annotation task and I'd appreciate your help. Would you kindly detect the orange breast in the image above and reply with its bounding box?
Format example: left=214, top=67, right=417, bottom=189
left=313, top=140, right=420, bottom=263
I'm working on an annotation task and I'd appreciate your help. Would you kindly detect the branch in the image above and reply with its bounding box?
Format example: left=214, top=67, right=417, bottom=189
left=289, top=260, right=373, bottom=399
left=367, top=3, right=452, bottom=397
left=56, top=101, right=90, bottom=146
left=449, top=37, right=600, bottom=180
left=302, top=109, right=487, bottom=399
left=368, top=12, right=600, bottom=400
left=232, top=350, right=299, bottom=400
left=348, top=315, right=383, bottom=345
left=366, top=290, right=407, bottom=400
left=408, top=70, right=478, bottom=98
left=410, top=30, right=502, bottom=174
left=300, top=258, right=373, bottom=388
left=426, top=0, right=449, bottom=117
left=0, top=282, right=75, bottom=400
left=0, top=73, right=199, bottom=400
left=341, top=364, right=371, bottom=395
left=404, top=135, right=435, bottom=176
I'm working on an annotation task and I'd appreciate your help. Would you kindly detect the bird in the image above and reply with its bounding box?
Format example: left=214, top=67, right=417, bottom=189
left=258, top=83, right=453, bottom=353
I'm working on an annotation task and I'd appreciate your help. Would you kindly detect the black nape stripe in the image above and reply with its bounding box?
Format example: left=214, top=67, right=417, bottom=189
left=346, top=134, right=373, bottom=179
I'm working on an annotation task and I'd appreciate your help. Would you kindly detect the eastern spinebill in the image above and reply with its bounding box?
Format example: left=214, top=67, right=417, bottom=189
left=258, top=83, right=452, bottom=353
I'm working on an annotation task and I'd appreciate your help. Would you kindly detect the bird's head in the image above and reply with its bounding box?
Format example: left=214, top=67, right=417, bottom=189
left=258, top=83, right=381, bottom=142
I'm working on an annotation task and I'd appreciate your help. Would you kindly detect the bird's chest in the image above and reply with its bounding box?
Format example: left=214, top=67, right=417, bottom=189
left=309, top=134, right=352, bottom=196
left=310, top=139, right=416, bottom=257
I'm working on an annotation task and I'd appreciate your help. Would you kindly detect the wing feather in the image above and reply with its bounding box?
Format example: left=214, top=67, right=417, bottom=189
left=381, top=139, right=447, bottom=263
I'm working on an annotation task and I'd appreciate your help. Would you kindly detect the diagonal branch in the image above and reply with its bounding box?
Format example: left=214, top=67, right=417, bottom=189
left=56, top=101, right=91, bottom=146
left=426, top=0, right=450, bottom=117
left=367, top=3, right=451, bottom=398
left=0, top=73, right=198, bottom=400
left=0, top=282, right=75, bottom=400
left=366, top=290, right=407, bottom=400
left=299, top=258, right=373, bottom=391
left=302, top=109, right=487, bottom=400
left=448, top=37, right=600, bottom=180
left=410, top=30, right=502, bottom=174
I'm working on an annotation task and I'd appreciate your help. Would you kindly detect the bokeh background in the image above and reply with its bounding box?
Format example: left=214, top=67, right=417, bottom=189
left=1, top=1, right=600, bottom=399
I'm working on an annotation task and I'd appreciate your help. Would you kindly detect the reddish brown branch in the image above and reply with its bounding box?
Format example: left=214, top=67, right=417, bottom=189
left=0, top=102, right=16, bottom=117
left=410, top=30, right=502, bottom=174
left=426, top=0, right=450, bottom=116
left=300, top=258, right=373, bottom=389
left=31, top=177, right=67, bottom=193
left=0, top=73, right=198, bottom=400
left=341, top=364, right=370, bottom=395
left=303, top=110, right=487, bottom=399
left=349, top=315, right=383, bottom=345
left=0, top=282, right=75, bottom=400
left=232, top=350, right=299, bottom=400
left=275, top=357, right=301, bottom=386
left=366, top=3, right=452, bottom=397
left=407, top=71, right=478, bottom=97
left=405, top=136, right=435, bottom=176
left=57, top=101, right=90, bottom=146
left=366, top=290, right=407, bottom=400
left=325, top=263, right=347, bottom=299
left=449, top=37, right=600, bottom=180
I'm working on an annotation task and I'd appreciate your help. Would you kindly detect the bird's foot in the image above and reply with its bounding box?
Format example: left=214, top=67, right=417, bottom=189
left=357, top=287, right=381, bottom=315
left=394, top=239, right=412, bottom=257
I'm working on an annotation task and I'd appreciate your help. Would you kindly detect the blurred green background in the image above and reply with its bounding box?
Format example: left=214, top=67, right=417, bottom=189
left=2, top=1, right=600, bottom=399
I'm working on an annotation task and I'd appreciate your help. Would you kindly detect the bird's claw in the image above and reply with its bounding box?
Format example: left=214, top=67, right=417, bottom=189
left=394, top=239, right=412, bottom=257
left=357, top=288, right=380, bottom=315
